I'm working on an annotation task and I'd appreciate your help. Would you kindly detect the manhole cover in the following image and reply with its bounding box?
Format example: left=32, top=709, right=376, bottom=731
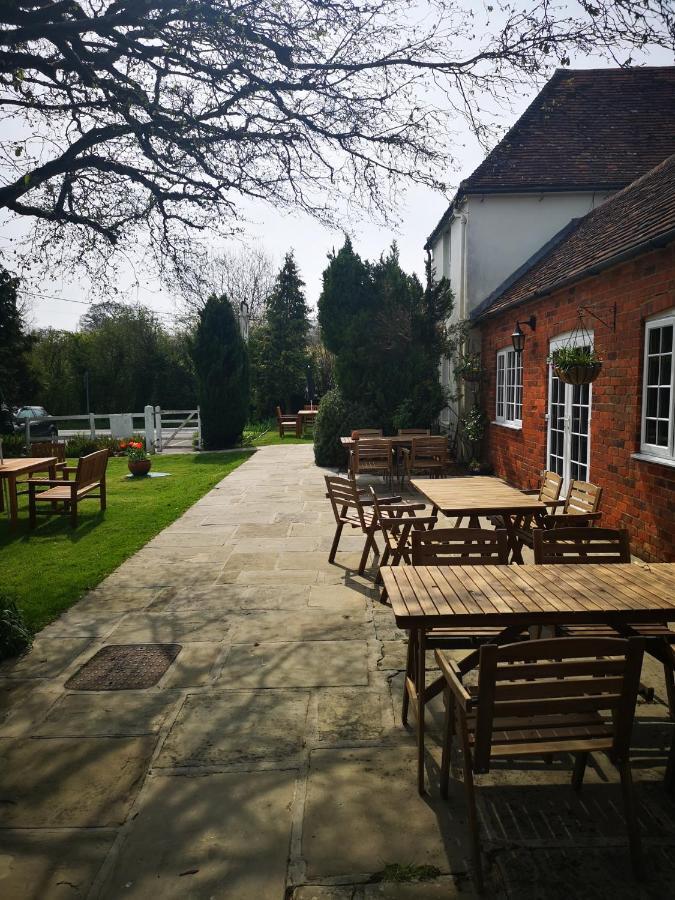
left=66, top=644, right=181, bottom=690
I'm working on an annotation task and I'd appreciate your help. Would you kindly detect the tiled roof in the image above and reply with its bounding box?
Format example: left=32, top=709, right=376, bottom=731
left=426, top=66, right=675, bottom=247
left=472, top=153, right=675, bottom=321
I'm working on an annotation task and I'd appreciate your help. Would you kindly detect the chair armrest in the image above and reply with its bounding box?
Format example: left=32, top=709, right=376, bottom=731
left=434, top=651, right=472, bottom=709
left=376, top=496, right=403, bottom=505
left=25, top=479, right=67, bottom=487
left=545, top=499, right=566, bottom=510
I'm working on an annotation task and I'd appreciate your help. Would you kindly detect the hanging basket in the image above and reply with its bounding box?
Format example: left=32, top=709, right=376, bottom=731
left=553, top=361, right=602, bottom=385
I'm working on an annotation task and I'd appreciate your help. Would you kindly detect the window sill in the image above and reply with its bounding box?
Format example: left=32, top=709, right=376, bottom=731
left=631, top=453, right=675, bottom=470
left=492, top=420, right=522, bottom=432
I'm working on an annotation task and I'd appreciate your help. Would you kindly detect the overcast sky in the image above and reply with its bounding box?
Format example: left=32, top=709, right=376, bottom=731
left=8, top=44, right=673, bottom=332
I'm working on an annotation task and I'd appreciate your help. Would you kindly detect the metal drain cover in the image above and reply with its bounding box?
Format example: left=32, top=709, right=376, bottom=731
left=66, top=644, right=181, bottom=690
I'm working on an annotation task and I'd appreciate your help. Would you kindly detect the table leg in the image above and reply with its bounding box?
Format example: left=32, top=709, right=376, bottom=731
left=0, top=478, right=4, bottom=513
left=503, top=515, right=525, bottom=564
left=417, top=628, right=426, bottom=795
left=8, top=475, right=18, bottom=528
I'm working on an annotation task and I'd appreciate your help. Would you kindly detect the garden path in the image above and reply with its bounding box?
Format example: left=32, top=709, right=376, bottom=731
left=1, top=444, right=674, bottom=898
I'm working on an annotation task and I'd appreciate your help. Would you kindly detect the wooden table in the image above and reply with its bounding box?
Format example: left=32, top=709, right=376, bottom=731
left=381, top=562, right=675, bottom=793
left=411, top=476, right=547, bottom=563
left=0, top=457, right=59, bottom=527
left=340, top=435, right=416, bottom=447
left=297, top=409, right=317, bottom=436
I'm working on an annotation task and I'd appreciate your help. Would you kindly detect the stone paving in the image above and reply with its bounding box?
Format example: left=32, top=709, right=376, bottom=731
left=1, top=444, right=675, bottom=899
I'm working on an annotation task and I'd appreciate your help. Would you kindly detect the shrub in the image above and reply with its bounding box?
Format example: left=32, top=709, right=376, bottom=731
left=64, top=434, right=140, bottom=457
left=0, top=594, right=32, bottom=662
left=314, top=388, right=377, bottom=468
left=0, top=433, right=26, bottom=457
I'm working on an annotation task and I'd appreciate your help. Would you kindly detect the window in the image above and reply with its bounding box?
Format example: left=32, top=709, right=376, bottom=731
left=641, top=312, right=675, bottom=461
left=496, top=347, right=523, bottom=426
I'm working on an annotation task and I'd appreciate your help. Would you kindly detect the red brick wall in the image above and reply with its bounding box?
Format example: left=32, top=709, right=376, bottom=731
left=479, top=242, right=675, bottom=562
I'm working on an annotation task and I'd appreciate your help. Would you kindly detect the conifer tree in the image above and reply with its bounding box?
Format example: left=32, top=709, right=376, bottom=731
left=191, top=294, right=249, bottom=448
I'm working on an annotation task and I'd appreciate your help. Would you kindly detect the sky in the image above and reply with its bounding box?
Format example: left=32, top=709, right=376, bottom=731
left=6, top=33, right=673, bottom=332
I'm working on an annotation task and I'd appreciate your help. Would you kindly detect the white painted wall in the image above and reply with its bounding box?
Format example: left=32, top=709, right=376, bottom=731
left=431, top=189, right=612, bottom=434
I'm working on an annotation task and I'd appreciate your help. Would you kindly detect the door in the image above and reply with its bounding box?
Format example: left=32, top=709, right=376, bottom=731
left=547, top=335, right=593, bottom=491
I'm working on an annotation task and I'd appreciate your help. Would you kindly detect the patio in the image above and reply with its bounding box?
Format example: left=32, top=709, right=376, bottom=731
left=1, top=444, right=674, bottom=898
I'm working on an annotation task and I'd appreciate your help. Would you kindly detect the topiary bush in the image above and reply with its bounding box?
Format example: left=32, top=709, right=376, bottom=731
left=0, top=594, right=32, bottom=662
left=314, top=388, right=377, bottom=468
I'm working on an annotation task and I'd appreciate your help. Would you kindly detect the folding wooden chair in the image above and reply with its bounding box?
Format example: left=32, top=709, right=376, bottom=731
left=400, top=435, right=451, bottom=483
left=349, top=438, right=395, bottom=487
left=324, top=475, right=402, bottom=575
left=534, top=525, right=675, bottom=786
left=490, top=470, right=562, bottom=528
left=28, top=449, right=109, bottom=528
left=369, top=486, right=436, bottom=601
left=515, top=478, right=602, bottom=549
left=436, top=637, right=645, bottom=889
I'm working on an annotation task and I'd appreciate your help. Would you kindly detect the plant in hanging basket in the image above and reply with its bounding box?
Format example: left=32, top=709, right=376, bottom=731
left=548, top=346, right=603, bottom=385
left=453, top=353, right=484, bottom=382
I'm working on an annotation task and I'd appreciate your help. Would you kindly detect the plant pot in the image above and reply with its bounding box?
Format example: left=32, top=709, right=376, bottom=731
left=128, top=458, right=151, bottom=476
left=553, top=362, right=602, bottom=385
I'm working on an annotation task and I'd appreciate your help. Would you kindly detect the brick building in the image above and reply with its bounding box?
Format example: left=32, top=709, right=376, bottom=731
left=472, top=155, right=675, bottom=562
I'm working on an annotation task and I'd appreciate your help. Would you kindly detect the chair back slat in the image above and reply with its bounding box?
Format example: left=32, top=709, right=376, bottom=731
left=75, top=449, right=109, bottom=488
left=31, top=441, right=66, bottom=462
left=564, top=480, right=602, bottom=515
left=410, top=436, right=449, bottom=465
left=532, top=527, right=630, bottom=565
left=472, top=638, right=644, bottom=772
left=412, top=528, right=508, bottom=566
left=539, top=470, right=563, bottom=504
left=354, top=439, right=392, bottom=465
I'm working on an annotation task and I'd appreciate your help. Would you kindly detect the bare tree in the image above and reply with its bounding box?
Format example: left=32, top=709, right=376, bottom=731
left=1, top=1, right=673, bottom=278
left=177, top=243, right=276, bottom=323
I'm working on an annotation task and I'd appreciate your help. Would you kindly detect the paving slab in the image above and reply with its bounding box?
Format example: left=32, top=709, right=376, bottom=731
left=0, top=829, right=117, bottom=900
left=0, top=736, right=155, bottom=826
left=220, top=641, right=370, bottom=689
left=303, top=746, right=464, bottom=880
left=309, top=585, right=369, bottom=611
left=35, top=692, right=176, bottom=736
left=0, top=637, right=93, bottom=680
left=230, top=608, right=368, bottom=643
left=156, top=690, right=310, bottom=768
left=317, top=689, right=392, bottom=742
left=159, top=642, right=224, bottom=687
left=293, top=882, right=470, bottom=899
left=0, top=681, right=60, bottom=737
left=105, top=610, right=232, bottom=643
left=99, top=771, right=295, bottom=899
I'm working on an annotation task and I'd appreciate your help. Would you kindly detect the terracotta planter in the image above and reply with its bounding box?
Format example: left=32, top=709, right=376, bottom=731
left=554, top=362, right=602, bottom=386
left=128, top=458, right=151, bottom=476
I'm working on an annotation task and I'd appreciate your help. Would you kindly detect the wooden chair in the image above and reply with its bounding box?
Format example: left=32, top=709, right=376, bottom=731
left=349, top=438, right=395, bottom=487
left=369, top=486, right=436, bottom=600
left=490, top=470, right=563, bottom=528
left=276, top=406, right=300, bottom=438
left=515, top=478, right=602, bottom=550
left=534, top=526, right=675, bottom=784
left=402, top=529, right=520, bottom=729
left=400, top=436, right=451, bottom=483
left=28, top=449, right=109, bottom=528
left=324, top=475, right=402, bottom=575
left=16, top=440, right=68, bottom=498
left=436, top=636, right=645, bottom=889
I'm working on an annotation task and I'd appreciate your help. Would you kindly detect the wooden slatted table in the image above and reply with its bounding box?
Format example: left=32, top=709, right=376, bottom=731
left=411, top=476, right=547, bottom=563
left=0, top=457, right=59, bottom=528
left=381, top=562, right=675, bottom=793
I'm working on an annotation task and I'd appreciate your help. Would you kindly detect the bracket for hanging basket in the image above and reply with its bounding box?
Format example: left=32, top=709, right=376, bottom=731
left=548, top=304, right=615, bottom=386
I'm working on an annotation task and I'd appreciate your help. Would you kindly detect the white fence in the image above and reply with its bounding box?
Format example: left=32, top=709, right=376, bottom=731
left=20, top=406, right=201, bottom=454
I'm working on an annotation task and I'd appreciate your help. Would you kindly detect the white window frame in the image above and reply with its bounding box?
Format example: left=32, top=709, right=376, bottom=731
left=495, top=346, right=523, bottom=427
left=640, top=310, right=675, bottom=462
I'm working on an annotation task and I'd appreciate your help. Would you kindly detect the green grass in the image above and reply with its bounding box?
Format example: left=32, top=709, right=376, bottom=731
left=250, top=430, right=314, bottom=446
left=1, top=451, right=251, bottom=633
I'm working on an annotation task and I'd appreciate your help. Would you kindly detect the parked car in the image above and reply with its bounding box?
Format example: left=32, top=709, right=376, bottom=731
left=13, top=406, right=58, bottom=439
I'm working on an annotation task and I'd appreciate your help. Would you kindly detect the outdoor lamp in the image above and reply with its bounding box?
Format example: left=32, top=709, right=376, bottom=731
left=511, top=315, right=536, bottom=353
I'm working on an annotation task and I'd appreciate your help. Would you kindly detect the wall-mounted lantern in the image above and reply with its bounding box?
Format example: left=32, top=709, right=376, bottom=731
left=511, top=315, right=536, bottom=353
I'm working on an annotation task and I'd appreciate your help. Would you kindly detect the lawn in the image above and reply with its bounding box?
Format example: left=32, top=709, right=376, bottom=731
left=251, top=431, right=314, bottom=446
left=1, top=451, right=251, bottom=632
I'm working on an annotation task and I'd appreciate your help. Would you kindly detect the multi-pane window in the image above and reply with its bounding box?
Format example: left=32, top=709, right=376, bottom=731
left=496, top=348, right=523, bottom=426
left=641, top=313, right=674, bottom=461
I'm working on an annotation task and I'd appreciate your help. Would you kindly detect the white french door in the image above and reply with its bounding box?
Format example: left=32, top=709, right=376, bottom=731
left=547, top=334, right=593, bottom=491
